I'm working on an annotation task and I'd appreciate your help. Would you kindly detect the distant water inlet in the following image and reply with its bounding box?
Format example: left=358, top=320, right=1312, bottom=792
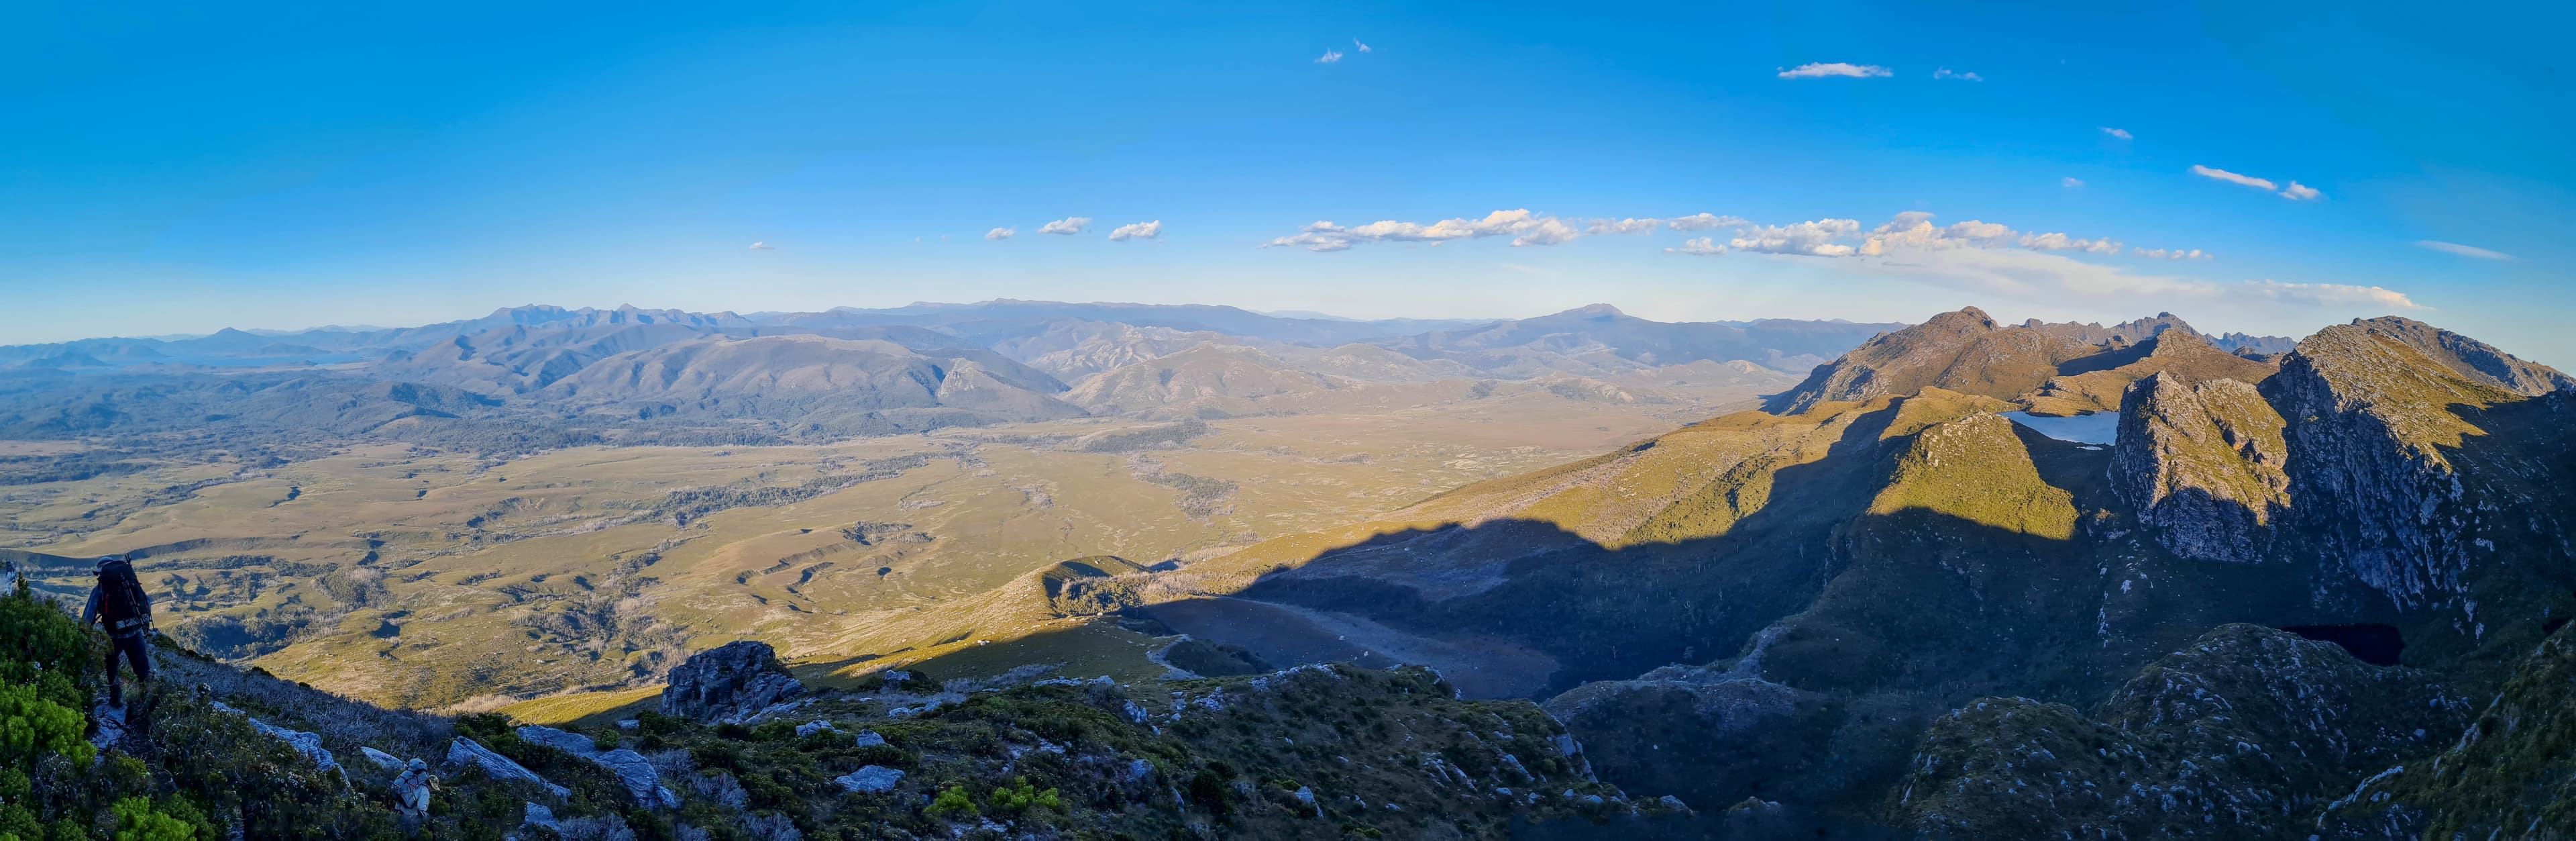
left=2002, top=410, right=2120, bottom=446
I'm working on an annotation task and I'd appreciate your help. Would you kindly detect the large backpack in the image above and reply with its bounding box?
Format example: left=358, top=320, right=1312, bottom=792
left=97, top=558, right=151, bottom=633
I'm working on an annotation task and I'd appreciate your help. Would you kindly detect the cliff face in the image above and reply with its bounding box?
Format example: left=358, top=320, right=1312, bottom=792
left=2265, top=322, right=2540, bottom=607
left=2111, top=373, right=2290, bottom=562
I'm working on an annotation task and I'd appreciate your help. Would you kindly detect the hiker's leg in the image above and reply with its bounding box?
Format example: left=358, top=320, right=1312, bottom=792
left=123, top=634, right=153, bottom=684
left=104, top=640, right=125, bottom=706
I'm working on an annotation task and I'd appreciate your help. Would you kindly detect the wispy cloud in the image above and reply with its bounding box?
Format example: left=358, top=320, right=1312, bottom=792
left=1271, top=209, right=2174, bottom=263
left=2019, top=232, right=2124, bottom=254
left=1316, top=49, right=1344, bottom=64
left=2190, top=164, right=2277, bottom=191
left=2061, top=177, right=2084, bottom=189
left=1108, top=220, right=1163, bottom=242
left=1778, top=62, right=1891, bottom=79
left=1354, top=38, right=1371, bottom=53
left=984, top=228, right=1015, bottom=240
left=2100, top=127, right=2133, bottom=140
left=1267, top=209, right=1585, bottom=251
left=1855, top=247, right=2422, bottom=313
left=1038, top=217, right=1091, bottom=236
left=2239, top=280, right=2423, bottom=309
left=2134, top=247, right=2212, bottom=260
left=2192, top=165, right=2324, bottom=200
left=1932, top=68, right=1983, bottom=81
left=747, top=241, right=775, bottom=250
left=2415, top=240, right=2513, bottom=260
left=1664, top=237, right=1727, bottom=256
left=1587, top=217, right=1662, bottom=235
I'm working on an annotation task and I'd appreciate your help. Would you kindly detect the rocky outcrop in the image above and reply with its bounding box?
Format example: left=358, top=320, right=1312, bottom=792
left=660, top=640, right=804, bottom=724
left=210, top=700, right=341, bottom=778
left=1769, top=307, right=2098, bottom=414
left=1892, top=625, right=2469, bottom=838
left=517, top=724, right=679, bottom=808
left=1546, top=662, right=1837, bottom=818
left=2112, top=373, right=2290, bottom=562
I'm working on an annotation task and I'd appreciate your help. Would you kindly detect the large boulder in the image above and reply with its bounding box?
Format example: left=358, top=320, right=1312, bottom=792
left=660, top=640, right=804, bottom=724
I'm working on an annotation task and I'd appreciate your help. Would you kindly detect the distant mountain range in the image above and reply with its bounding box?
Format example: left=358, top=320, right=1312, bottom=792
left=0, top=301, right=1908, bottom=448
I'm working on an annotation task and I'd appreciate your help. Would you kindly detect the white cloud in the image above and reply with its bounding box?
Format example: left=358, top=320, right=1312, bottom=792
left=747, top=241, right=775, bottom=250
left=2192, top=165, right=2327, bottom=201
left=2415, top=240, right=2513, bottom=260
left=1664, top=237, right=1727, bottom=256
left=1665, top=213, right=1750, bottom=231
left=985, top=228, right=1016, bottom=240
left=1267, top=209, right=1591, bottom=250
left=1731, top=219, right=1862, bottom=256
left=1039, top=217, right=1091, bottom=235
left=1932, top=68, right=1983, bottom=81
left=1857, top=213, right=2020, bottom=255
left=1269, top=223, right=1353, bottom=252
left=2100, top=127, right=2133, bottom=140
left=1316, top=49, right=1344, bottom=64
left=1354, top=38, right=1371, bottom=53
left=1778, top=62, right=1891, bottom=79
left=1108, top=220, right=1163, bottom=242
left=1587, top=217, right=1663, bottom=235
left=2134, top=247, right=2212, bottom=260
left=2238, top=280, right=2423, bottom=309
left=2061, top=177, right=2084, bottom=188
left=2190, top=164, right=2277, bottom=191
left=2019, top=232, right=2125, bottom=254
left=1271, top=209, right=2169, bottom=268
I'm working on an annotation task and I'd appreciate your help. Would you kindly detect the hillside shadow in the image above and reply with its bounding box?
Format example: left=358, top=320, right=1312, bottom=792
left=861, top=393, right=2576, bottom=827
left=1140, top=397, right=1926, bottom=698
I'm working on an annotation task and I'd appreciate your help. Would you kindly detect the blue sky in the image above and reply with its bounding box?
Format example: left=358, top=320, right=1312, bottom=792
left=4, top=1, right=2570, bottom=362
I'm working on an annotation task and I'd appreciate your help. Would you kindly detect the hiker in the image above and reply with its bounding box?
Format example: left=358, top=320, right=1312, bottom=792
left=393, top=758, right=437, bottom=817
left=80, top=554, right=155, bottom=707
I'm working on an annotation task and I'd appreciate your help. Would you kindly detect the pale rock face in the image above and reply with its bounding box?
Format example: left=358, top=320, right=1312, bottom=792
left=660, top=640, right=805, bottom=724
left=2112, top=373, right=2290, bottom=562
left=517, top=724, right=679, bottom=808
left=447, top=737, right=568, bottom=797
left=2267, top=324, right=2541, bottom=607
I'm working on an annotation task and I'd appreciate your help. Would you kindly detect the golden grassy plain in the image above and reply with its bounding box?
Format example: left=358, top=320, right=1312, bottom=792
left=0, top=387, right=1759, bottom=716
